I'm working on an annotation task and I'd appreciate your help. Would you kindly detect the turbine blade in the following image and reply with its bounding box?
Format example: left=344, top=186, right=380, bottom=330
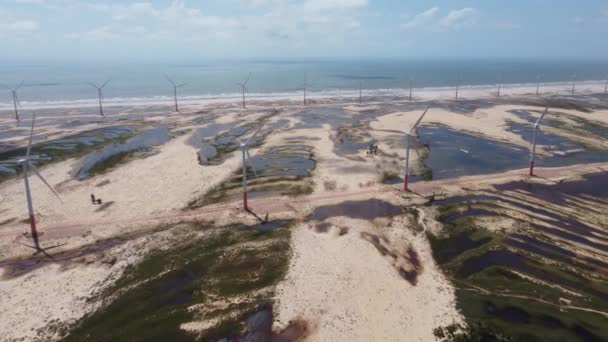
left=164, top=74, right=176, bottom=87
left=410, top=106, right=430, bottom=132
left=246, top=149, right=257, bottom=177
left=243, top=72, right=252, bottom=86
left=177, top=83, right=188, bottom=88
left=374, top=128, right=405, bottom=135
left=245, top=124, right=265, bottom=146
left=16, top=80, right=25, bottom=90
left=29, top=163, right=63, bottom=202
left=88, top=82, right=99, bottom=89
left=26, top=113, right=36, bottom=158
left=101, top=77, right=112, bottom=88
left=536, top=107, right=549, bottom=125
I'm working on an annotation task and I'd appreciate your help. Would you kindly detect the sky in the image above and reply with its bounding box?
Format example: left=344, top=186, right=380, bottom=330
left=1, top=0, right=608, bottom=63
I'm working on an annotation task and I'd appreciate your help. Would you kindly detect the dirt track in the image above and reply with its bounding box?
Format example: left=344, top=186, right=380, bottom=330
left=2, top=161, right=605, bottom=262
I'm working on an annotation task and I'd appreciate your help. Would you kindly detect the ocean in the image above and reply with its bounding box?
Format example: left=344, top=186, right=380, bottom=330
left=1, top=59, right=608, bottom=109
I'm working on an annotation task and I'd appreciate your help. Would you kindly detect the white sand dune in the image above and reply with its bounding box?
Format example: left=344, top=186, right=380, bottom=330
left=1, top=88, right=608, bottom=341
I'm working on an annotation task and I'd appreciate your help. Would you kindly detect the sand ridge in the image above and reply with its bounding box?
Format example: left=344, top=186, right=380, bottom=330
left=1, top=89, right=608, bottom=340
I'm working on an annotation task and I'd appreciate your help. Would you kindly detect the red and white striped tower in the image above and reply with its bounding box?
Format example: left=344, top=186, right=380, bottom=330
left=18, top=113, right=63, bottom=253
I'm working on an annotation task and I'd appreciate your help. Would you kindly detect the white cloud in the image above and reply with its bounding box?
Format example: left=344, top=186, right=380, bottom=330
left=0, top=17, right=39, bottom=37
left=13, top=0, right=46, bottom=4
left=303, top=0, right=367, bottom=11
left=7, top=19, right=39, bottom=31
left=64, top=25, right=121, bottom=41
left=572, top=16, right=584, bottom=24
left=61, top=0, right=366, bottom=47
left=439, top=8, right=478, bottom=29
left=92, top=2, right=159, bottom=20
left=401, top=7, right=438, bottom=30
left=401, top=7, right=478, bottom=31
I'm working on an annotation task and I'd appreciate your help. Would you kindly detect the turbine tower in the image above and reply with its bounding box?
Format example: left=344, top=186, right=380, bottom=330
left=455, top=76, right=461, bottom=100
left=2, top=81, right=24, bottom=121
left=303, top=72, right=312, bottom=106
left=165, top=74, right=187, bottom=112
left=375, top=107, right=430, bottom=191
left=240, top=124, right=264, bottom=210
left=497, top=74, right=502, bottom=97
left=529, top=107, right=550, bottom=176
left=571, top=74, right=577, bottom=95
left=19, top=114, right=63, bottom=253
left=536, top=74, right=542, bottom=96
left=88, top=78, right=111, bottom=117
left=402, top=107, right=429, bottom=191
left=409, top=77, right=413, bottom=101
left=359, top=81, right=363, bottom=104
left=237, top=73, right=252, bottom=109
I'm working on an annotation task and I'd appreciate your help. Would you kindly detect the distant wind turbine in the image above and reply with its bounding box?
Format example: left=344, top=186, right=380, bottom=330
left=240, top=124, right=264, bottom=210
left=303, top=72, right=312, bottom=106
left=237, top=73, right=252, bottom=109
left=571, top=73, right=577, bottom=94
left=165, top=74, right=187, bottom=112
left=604, top=75, right=608, bottom=96
left=497, top=74, right=503, bottom=97
left=1, top=81, right=24, bottom=121
left=536, top=74, right=542, bottom=96
left=409, top=77, right=414, bottom=101
left=529, top=107, right=550, bottom=176
left=19, top=114, right=63, bottom=254
left=455, top=76, right=461, bottom=100
left=88, top=78, right=111, bottom=117
left=359, top=81, right=363, bottom=104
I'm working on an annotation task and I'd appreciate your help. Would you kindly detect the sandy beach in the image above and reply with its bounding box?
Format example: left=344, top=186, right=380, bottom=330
left=1, top=84, right=608, bottom=341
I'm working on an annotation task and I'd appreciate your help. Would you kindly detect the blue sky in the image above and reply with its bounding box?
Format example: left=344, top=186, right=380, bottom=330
left=1, top=0, right=608, bottom=63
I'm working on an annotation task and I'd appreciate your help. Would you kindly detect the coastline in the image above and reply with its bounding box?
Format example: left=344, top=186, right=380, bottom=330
left=1, top=79, right=607, bottom=113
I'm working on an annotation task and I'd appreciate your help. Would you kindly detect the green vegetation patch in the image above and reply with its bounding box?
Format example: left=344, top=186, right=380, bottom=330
left=429, top=198, right=608, bottom=342
left=65, top=221, right=292, bottom=341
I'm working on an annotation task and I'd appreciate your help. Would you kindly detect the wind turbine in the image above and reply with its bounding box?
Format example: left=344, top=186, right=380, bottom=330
left=604, top=75, right=608, bottom=96
left=571, top=74, right=577, bottom=94
left=374, top=107, right=430, bottom=192
left=2, top=81, right=24, bottom=121
left=401, top=107, right=429, bottom=191
left=536, top=74, right=542, bottom=96
left=88, top=78, right=111, bottom=117
left=529, top=107, right=550, bottom=176
left=240, top=124, right=264, bottom=210
left=497, top=74, right=503, bottom=97
left=359, top=81, right=363, bottom=104
left=303, top=72, right=312, bottom=105
left=165, top=74, right=187, bottom=112
left=409, top=77, right=414, bottom=101
left=237, top=73, right=252, bottom=109
left=19, top=114, right=63, bottom=254
left=455, top=76, right=461, bottom=100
